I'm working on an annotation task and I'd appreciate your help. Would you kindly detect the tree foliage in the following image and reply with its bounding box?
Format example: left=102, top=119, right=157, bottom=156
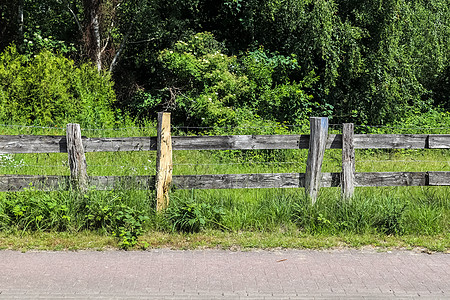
left=0, top=0, right=449, bottom=127
left=0, top=46, right=116, bottom=127
left=153, top=32, right=328, bottom=127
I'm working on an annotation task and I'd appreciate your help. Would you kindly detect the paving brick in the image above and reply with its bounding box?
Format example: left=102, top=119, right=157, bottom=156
left=0, top=249, right=449, bottom=299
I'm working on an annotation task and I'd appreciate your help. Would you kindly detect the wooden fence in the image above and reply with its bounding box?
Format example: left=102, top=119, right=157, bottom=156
left=1, top=113, right=450, bottom=210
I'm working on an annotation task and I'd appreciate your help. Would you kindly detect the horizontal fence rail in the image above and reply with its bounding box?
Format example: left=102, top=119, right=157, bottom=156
left=2, top=171, right=450, bottom=192
left=4, top=134, right=450, bottom=154
left=2, top=113, right=450, bottom=210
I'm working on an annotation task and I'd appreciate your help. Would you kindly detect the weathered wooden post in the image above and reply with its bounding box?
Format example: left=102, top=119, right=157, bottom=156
left=341, top=123, right=355, bottom=199
left=66, top=123, right=88, bottom=192
left=155, top=112, right=173, bottom=211
left=305, top=117, right=328, bottom=204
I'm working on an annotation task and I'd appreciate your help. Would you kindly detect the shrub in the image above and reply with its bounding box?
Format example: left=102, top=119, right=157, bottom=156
left=158, top=32, right=249, bottom=127
left=241, top=48, right=330, bottom=124
left=0, top=189, right=151, bottom=249
left=79, top=192, right=150, bottom=249
left=0, top=46, right=116, bottom=128
left=154, top=32, right=326, bottom=128
left=113, top=204, right=150, bottom=249
left=0, top=188, right=71, bottom=232
left=166, top=191, right=225, bottom=233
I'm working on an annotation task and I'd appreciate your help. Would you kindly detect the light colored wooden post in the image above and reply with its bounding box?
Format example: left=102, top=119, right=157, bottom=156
left=156, top=112, right=173, bottom=211
left=341, top=123, right=355, bottom=199
left=305, top=117, right=328, bottom=204
left=66, top=123, right=88, bottom=192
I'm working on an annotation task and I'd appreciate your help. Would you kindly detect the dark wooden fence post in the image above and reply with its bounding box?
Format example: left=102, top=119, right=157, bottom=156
left=341, top=123, right=355, bottom=199
left=66, top=123, right=88, bottom=192
left=155, top=112, right=173, bottom=211
left=305, top=117, right=328, bottom=204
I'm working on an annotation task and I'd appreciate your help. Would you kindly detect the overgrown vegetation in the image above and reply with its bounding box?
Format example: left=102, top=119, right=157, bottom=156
left=0, top=183, right=448, bottom=251
left=0, top=0, right=449, bottom=251
left=0, top=46, right=117, bottom=128
left=0, top=188, right=154, bottom=249
left=149, top=32, right=325, bottom=127
left=1, top=123, right=449, bottom=251
left=1, top=0, right=449, bottom=128
left=0, top=122, right=449, bottom=251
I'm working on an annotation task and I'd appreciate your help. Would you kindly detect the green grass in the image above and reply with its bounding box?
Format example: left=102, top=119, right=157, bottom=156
left=0, top=230, right=448, bottom=252
left=0, top=185, right=447, bottom=251
left=0, top=126, right=449, bottom=251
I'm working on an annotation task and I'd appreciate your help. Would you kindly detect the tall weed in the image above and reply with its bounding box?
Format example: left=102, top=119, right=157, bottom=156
left=0, top=188, right=153, bottom=249
left=166, top=190, right=226, bottom=233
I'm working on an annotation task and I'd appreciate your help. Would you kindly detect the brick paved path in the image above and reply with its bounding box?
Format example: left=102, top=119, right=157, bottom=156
left=0, top=249, right=449, bottom=299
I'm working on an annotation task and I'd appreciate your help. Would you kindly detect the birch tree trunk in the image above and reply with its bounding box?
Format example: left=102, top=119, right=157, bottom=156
left=79, top=0, right=142, bottom=73
left=82, top=0, right=103, bottom=71
left=17, top=0, right=24, bottom=41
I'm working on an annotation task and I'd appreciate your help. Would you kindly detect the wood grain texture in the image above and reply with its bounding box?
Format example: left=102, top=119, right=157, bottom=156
left=0, top=175, right=154, bottom=192
left=0, top=134, right=342, bottom=153
left=66, top=124, right=88, bottom=192
left=0, top=175, right=70, bottom=191
left=0, top=174, right=303, bottom=191
left=0, top=135, right=67, bottom=153
left=428, top=135, right=450, bottom=149
left=428, top=171, right=450, bottom=185
left=4, top=133, right=450, bottom=154
left=84, top=137, right=157, bottom=152
left=88, top=176, right=155, bottom=190
left=172, top=173, right=303, bottom=189
left=353, top=134, right=429, bottom=149
left=3, top=172, right=450, bottom=192
left=341, top=123, right=355, bottom=199
left=354, top=172, right=427, bottom=186
left=0, top=136, right=157, bottom=154
left=155, top=112, right=173, bottom=211
left=172, top=134, right=341, bottom=150
left=172, top=135, right=306, bottom=150
left=305, top=117, right=328, bottom=204
left=0, top=173, right=302, bottom=191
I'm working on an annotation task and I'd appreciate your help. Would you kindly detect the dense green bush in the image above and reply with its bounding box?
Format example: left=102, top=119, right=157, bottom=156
left=241, top=48, right=331, bottom=124
left=0, top=189, right=152, bottom=249
left=157, top=32, right=249, bottom=127
left=2, top=0, right=450, bottom=128
left=0, top=46, right=117, bottom=127
left=166, top=191, right=226, bottom=233
left=113, top=204, right=150, bottom=249
left=0, top=185, right=448, bottom=249
left=0, top=188, right=71, bottom=232
left=154, top=32, right=331, bottom=127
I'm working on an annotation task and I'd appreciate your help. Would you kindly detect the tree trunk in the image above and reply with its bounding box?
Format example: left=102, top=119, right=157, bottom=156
left=82, top=0, right=103, bottom=71
left=92, top=13, right=102, bottom=71
left=17, top=0, right=24, bottom=42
